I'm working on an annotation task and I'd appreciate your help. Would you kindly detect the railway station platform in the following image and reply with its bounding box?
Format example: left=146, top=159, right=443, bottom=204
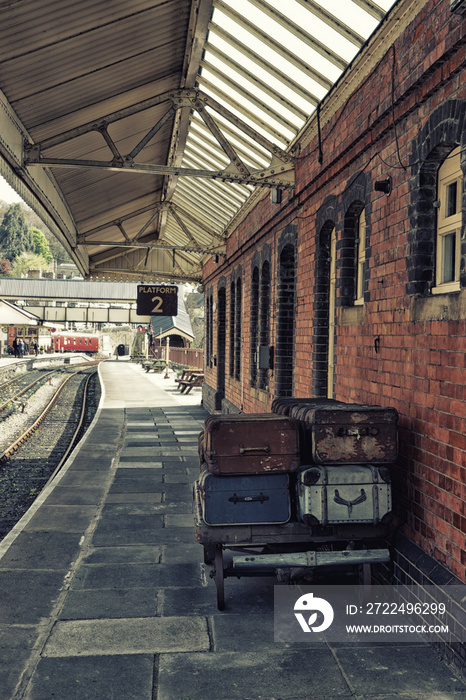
left=0, top=359, right=465, bottom=700
left=0, top=353, right=96, bottom=370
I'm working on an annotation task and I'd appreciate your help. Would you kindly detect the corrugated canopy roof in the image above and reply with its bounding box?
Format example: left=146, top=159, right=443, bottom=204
left=0, top=0, right=396, bottom=284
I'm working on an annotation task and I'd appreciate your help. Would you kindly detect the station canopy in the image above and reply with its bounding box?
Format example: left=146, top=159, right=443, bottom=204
left=0, top=0, right=396, bottom=284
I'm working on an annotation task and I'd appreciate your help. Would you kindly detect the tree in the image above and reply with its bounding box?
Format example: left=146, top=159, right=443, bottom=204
left=44, top=231, right=72, bottom=264
left=0, top=257, right=11, bottom=277
left=10, top=251, right=50, bottom=278
left=31, top=227, right=53, bottom=263
left=0, top=203, right=34, bottom=261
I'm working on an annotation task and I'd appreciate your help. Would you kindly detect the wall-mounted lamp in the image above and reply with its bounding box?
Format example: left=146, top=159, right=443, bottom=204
left=374, top=176, right=392, bottom=195
left=270, top=188, right=282, bottom=204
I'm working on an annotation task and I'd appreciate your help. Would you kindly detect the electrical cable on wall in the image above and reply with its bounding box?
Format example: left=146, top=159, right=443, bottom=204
left=317, top=103, right=324, bottom=165
left=390, top=44, right=407, bottom=172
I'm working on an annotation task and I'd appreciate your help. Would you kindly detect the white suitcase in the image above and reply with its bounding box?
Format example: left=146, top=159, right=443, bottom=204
left=297, top=464, right=392, bottom=526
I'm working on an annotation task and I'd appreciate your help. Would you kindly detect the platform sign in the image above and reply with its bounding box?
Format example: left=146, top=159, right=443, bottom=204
left=136, top=284, right=178, bottom=316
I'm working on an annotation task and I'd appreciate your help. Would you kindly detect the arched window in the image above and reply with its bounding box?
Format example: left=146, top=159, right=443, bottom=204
left=216, top=286, right=226, bottom=408
left=229, top=280, right=235, bottom=377
left=235, top=277, right=242, bottom=380
left=209, top=294, right=214, bottom=365
left=433, top=146, right=462, bottom=293
left=259, top=260, right=271, bottom=390
left=205, top=290, right=213, bottom=366
left=408, top=100, right=465, bottom=296
left=355, top=209, right=366, bottom=304
left=313, top=213, right=336, bottom=397
left=341, top=202, right=365, bottom=306
left=276, top=243, right=295, bottom=397
left=250, top=266, right=260, bottom=387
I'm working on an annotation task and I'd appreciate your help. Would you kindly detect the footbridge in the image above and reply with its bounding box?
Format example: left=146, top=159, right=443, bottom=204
left=0, top=277, right=154, bottom=325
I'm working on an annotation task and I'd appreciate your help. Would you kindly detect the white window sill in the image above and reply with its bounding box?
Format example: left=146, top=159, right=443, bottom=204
left=431, top=282, right=461, bottom=295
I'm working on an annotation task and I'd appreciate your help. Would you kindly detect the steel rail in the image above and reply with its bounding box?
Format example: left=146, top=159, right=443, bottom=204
left=0, top=373, right=26, bottom=392
left=0, top=368, right=95, bottom=462
left=0, top=370, right=57, bottom=414
left=45, top=369, right=97, bottom=485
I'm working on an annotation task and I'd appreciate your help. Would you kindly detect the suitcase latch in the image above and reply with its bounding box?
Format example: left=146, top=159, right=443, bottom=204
left=338, top=426, right=379, bottom=437
left=229, top=492, right=269, bottom=504
left=334, top=488, right=367, bottom=516
left=238, top=444, right=270, bottom=454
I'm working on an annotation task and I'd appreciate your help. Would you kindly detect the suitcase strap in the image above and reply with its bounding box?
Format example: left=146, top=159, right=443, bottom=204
left=229, top=492, right=269, bottom=504
left=239, top=444, right=270, bottom=454
left=333, top=488, right=367, bottom=516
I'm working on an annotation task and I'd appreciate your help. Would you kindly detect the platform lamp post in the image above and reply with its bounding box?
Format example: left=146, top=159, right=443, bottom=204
left=164, top=335, right=170, bottom=379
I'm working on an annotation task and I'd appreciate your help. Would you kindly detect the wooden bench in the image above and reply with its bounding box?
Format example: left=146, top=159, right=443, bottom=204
left=176, top=373, right=204, bottom=394
left=175, top=368, right=202, bottom=381
left=131, top=354, right=146, bottom=363
left=175, top=368, right=203, bottom=387
left=142, top=360, right=167, bottom=373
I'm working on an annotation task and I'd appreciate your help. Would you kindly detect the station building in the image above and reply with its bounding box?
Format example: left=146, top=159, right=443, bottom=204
left=201, top=0, right=466, bottom=604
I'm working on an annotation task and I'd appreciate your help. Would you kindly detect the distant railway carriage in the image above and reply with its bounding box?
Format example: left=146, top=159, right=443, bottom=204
left=51, top=333, right=99, bottom=354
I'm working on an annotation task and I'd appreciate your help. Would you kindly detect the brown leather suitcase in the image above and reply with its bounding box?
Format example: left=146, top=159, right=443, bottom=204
left=203, top=413, right=300, bottom=475
left=287, top=400, right=344, bottom=462
left=299, top=404, right=398, bottom=465
left=271, top=398, right=324, bottom=415
left=198, top=430, right=205, bottom=470
left=272, top=397, right=343, bottom=416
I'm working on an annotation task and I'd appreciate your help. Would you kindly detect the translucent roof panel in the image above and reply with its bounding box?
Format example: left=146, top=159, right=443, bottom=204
left=178, top=0, right=398, bottom=247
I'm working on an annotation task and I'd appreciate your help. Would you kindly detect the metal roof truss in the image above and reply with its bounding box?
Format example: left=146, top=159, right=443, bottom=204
left=24, top=88, right=295, bottom=191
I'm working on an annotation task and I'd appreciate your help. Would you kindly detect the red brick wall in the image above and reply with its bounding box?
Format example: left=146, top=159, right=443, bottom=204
left=202, top=0, right=466, bottom=580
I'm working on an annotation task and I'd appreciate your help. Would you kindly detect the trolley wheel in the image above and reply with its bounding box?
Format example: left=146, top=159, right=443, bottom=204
left=204, top=544, right=215, bottom=565
left=215, top=545, right=225, bottom=611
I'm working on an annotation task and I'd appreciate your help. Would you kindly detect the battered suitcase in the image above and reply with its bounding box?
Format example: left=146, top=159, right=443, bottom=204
left=203, top=413, right=300, bottom=475
left=287, top=400, right=344, bottom=462
left=296, top=464, right=392, bottom=526
left=198, top=469, right=291, bottom=526
left=198, top=430, right=205, bottom=470
left=271, top=398, right=318, bottom=415
left=299, top=404, right=398, bottom=464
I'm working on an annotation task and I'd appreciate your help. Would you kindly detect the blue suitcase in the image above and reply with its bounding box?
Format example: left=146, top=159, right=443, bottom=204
left=198, top=469, right=291, bottom=526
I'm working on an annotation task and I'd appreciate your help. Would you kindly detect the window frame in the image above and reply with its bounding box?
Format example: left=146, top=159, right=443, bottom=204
left=432, top=145, right=462, bottom=294
left=354, top=208, right=366, bottom=305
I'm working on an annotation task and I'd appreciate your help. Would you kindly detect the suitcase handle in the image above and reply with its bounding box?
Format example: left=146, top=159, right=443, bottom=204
left=337, top=426, right=379, bottom=437
left=238, top=444, right=270, bottom=454
left=229, top=492, right=269, bottom=504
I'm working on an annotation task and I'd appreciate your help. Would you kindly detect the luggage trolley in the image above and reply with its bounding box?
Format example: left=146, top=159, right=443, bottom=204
left=193, top=481, right=390, bottom=610
left=195, top=405, right=396, bottom=610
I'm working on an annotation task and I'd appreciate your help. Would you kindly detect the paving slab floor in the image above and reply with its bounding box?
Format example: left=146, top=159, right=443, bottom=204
left=0, top=360, right=465, bottom=699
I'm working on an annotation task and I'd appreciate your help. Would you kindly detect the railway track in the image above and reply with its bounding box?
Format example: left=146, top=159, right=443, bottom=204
left=0, top=365, right=101, bottom=540
left=0, top=368, right=60, bottom=420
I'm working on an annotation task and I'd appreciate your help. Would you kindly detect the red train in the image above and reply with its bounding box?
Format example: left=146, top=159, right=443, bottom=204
left=51, top=333, right=99, bottom=354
